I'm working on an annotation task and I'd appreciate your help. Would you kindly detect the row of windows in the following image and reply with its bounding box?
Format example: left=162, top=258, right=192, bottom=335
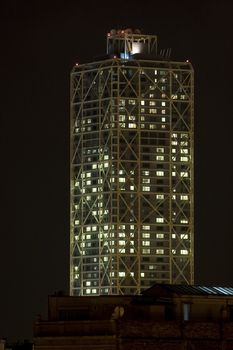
left=75, top=223, right=189, bottom=232
left=78, top=233, right=189, bottom=241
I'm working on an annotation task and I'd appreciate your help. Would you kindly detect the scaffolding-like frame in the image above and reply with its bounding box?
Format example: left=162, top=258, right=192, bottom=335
left=70, top=57, right=194, bottom=296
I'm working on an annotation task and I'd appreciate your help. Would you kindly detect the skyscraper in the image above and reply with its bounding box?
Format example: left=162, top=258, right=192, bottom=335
left=70, top=29, right=194, bottom=296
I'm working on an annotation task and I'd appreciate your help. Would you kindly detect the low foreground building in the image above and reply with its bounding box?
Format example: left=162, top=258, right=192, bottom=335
left=34, top=285, right=233, bottom=350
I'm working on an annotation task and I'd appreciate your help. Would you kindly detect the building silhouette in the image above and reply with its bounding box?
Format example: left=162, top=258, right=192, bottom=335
left=70, top=29, right=194, bottom=296
left=34, top=285, right=233, bottom=350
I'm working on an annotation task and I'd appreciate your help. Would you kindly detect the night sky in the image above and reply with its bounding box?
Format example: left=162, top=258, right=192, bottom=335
left=1, top=0, right=233, bottom=342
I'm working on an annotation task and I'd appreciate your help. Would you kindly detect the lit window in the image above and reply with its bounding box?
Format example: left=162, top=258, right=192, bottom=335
left=171, top=94, right=178, bottom=99
left=142, top=241, right=150, bottom=246
left=119, top=115, right=125, bottom=121
left=172, top=149, right=176, bottom=153
left=181, top=250, right=188, bottom=255
left=156, top=147, right=164, bottom=153
left=181, top=133, right=188, bottom=138
left=181, top=156, right=189, bottom=162
left=142, top=225, right=150, bottom=230
left=154, top=70, right=157, bottom=75
left=149, top=101, right=156, bottom=106
left=143, top=170, right=150, bottom=175
left=130, top=248, right=134, bottom=253
left=86, top=281, right=91, bottom=286
left=181, top=234, right=188, bottom=239
left=86, top=289, right=91, bottom=295
left=156, top=194, right=164, bottom=199
left=161, top=117, right=166, bottom=122
left=92, top=289, right=97, bottom=294
left=156, top=155, right=164, bottom=161
left=130, top=185, right=134, bottom=190
left=180, top=195, right=188, bottom=200
left=86, top=180, right=91, bottom=185
left=92, top=164, right=97, bottom=169
left=119, top=240, right=125, bottom=246
left=172, top=141, right=178, bottom=145
left=142, top=186, right=150, bottom=191
left=172, top=234, right=176, bottom=239
left=142, top=248, right=150, bottom=254
left=161, top=101, right=166, bottom=106
left=141, top=116, right=145, bottom=121
left=119, top=177, right=125, bottom=182
left=92, top=188, right=97, bottom=192
left=156, top=218, right=164, bottom=223
left=180, top=219, right=188, bottom=224
left=142, top=178, right=150, bottom=183
left=129, top=99, right=136, bottom=105
left=142, top=233, right=150, bottom=238
left=141, top=100, right=145, bottom=105
left=129, top=123, right=136, bottom=128
left=181, top=149, right=188, bottom=154
left=180, top=172, right=188, bottom=177
left=149, top=124, right=156, bottom=129
left=156, top=233, right=164, bottom=239
left=149, top=108, right=157, bottom=114
left=162, top=109, right=166, bottom=114
left=129, top=115, right=136, bottom=121
left=156, top=171, right=164, bottom=176
left=156, top=249, right=164, bottom=254
left=141, top=272, right=145, bottom=277
left=119, top=272, right=125, bottom=277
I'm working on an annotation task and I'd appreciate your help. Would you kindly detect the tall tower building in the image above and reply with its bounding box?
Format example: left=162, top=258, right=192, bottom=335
left=70, top=29, right=194, bottom=296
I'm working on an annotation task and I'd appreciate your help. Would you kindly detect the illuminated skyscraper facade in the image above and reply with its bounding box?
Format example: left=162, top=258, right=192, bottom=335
left=70, top=30, right=194, bottom=296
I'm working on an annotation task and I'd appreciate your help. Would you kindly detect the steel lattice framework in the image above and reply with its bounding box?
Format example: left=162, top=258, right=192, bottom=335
left=70, top=33, right=194, bottom=296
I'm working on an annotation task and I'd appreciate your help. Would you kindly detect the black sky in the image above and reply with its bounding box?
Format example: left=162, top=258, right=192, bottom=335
left=1, top=0, right=233, bottom=342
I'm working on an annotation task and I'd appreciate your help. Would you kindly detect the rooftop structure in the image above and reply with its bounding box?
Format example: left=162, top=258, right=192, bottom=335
left=34, top=284, right=233, bottom=350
